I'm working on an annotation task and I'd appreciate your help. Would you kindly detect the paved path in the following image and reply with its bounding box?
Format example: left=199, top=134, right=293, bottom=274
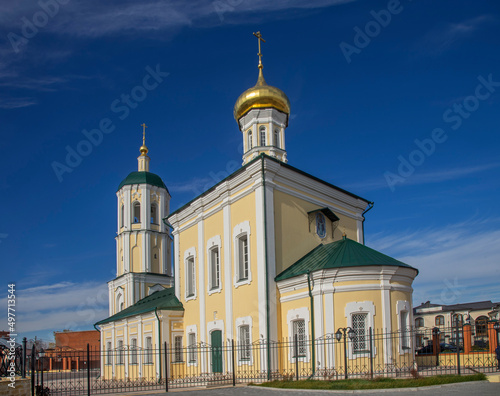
left=105, top=381, right=500, bottom=396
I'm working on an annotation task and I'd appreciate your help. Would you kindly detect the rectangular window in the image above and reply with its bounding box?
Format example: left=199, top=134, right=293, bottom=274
left=210, top=247, right=220, bottom=290
left=145, top=336, right=153, bottom=364
left=238, top=235, right=249, bottom=281
left=174, top=336, right=183, bottom=362
left=400, top=311, right=409, bottom=349
left=130, top=338, right=137, bottom=364
left=186, top=257, right=195, bottom=297
left=106, top=342, right=112, bottom=365
left=117, top=340, right=124, bottom=365
left=239, top=325, right=251, bottom=361
left=188, top=333, right=196, bottom=363
left=292, top=319, right=306, bottom=357
left=352, top=313, right=368, bottom=352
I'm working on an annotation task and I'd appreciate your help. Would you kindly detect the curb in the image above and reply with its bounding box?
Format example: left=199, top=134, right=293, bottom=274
left=254, top=380, right=490, bottom=393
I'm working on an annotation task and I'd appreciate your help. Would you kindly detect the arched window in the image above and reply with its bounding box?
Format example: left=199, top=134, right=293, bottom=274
left=133, top=202, right=141, bottom=223
left=116, top=292, right=124, bottom=312
left=415, top=317, right=424, bottom=328
left=475, top=316, right=489, bottom=336
left=274, top=129, right=280, bottom=148
left=435, top=315, right=445, bottom=326
left=259, top=126, right=266, bottom=146
left=120, top=204, right=124, bottom=228
left=452, top=314, right=463, bottom=327
left=151, top=203, right=158, bottom=224
left=247, top=130, right=253, bottom=150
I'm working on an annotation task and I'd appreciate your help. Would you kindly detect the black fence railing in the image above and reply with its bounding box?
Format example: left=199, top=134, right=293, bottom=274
left=4, top=324, right=499, bottom=395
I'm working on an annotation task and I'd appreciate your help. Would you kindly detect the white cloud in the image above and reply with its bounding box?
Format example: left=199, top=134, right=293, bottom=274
left=0, top=281, right=109, bottom=335
left=368, top=218, right=500, bottom=305
left=347, top=162, right=500, bottom=192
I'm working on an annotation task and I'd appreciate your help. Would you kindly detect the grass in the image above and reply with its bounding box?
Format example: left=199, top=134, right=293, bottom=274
left=254, top=373, right=487, bottom=390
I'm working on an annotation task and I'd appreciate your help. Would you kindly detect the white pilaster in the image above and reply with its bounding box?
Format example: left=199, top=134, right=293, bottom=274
left=381, top=276, right=392, bottom=366
left=255, top=183, right=267, bottom=343
left=223, top=201, right=233, bottom=341
left=173, top=231, right=180, bottom=298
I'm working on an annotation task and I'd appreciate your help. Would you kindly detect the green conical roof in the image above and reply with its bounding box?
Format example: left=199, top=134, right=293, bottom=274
left=117, top=171, right=168, bottom=192
left=275, top=237, right=417, bottom=282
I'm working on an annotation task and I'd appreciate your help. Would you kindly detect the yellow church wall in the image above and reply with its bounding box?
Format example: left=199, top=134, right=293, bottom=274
left=229, top=191, right=261, bottom=337
left=203, top=210, right=226, bottom=324
left=273, top=190, right=359, bottom=275
left=334, top=280, right=376, bottom=287
left=131, top=233, right=143, bottom=272
left=333, top=290, right=383, bottom=330
left=273, top=181, right=357, bottom=216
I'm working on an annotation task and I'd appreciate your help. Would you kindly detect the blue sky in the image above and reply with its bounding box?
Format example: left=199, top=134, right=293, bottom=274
left=1, top=0, right=500, bottom=343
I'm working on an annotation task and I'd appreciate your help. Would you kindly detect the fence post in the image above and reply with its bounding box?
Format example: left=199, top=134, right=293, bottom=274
left=294, top=334, right=299, bottom=381
left=164, top=342, right=168, bottom=393
left=456, top=322, right=461, bottom=376
left=232, top=339, right=236, bottom=386
left=87, top=344, right=91, bottom=396
left=369, top=327, right=374, bottom=379
left=31, top=345, right=35, bottom=396
left=22, top=337, right=27, bottom=378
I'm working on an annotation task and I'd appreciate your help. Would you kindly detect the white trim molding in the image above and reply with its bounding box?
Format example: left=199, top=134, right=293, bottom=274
left=183, top=247, right=197, bottom=302
left=396, top=300, right=412, bottom=355
left=206, top=235, right=222, bottom=295
left=345, top=301, right=376, bottom=359
left=286, top=307, right=311, bottom=362
left=233, top=220, right=252, bottom=288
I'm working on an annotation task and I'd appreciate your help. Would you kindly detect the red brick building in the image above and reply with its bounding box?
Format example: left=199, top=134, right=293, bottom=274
left=45, top=330, right=100, bottom=371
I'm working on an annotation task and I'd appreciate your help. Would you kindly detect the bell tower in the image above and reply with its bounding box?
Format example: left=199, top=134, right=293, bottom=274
left=234, top=32, right=291, bottom=165
left=108, top=125, right=173, bottom=316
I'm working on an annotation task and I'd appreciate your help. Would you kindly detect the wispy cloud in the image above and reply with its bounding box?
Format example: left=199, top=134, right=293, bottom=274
left=417, top=15, right=494, bottom=55
left=0, top=281, right=108, bottom=334
left=3, top=0, right=354, bottom=39
left=347, top=162, right=500, bottom=192
left=169, top=177, right=215, bottom=194
left=0, top=96, right=37, bottom=109
left=368, top=217, right=500, bottom=305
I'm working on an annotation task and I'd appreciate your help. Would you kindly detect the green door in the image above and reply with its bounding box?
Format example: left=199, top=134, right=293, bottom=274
left=211, top=330, right=223, bottom=373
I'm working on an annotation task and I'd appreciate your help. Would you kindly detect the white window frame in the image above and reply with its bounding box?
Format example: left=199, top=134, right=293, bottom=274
left=117, top=339, right=124, bottom=365
left=183, top=247, right=197, bottom=301
left=173, top=335, right=183, bottom=363
left=106, top=341, right=112, bottom=365
left=345, top=301, right=376, bottom=359
left=247, top=130, right=253, bottom=150
left=274, top=129, right=280, bottom=148
left=115, top=287, right=124, bottom=313
left=133, top=201, right=141, bottom=223
left=130, top=338, right=138, bottom=365
left=396, top=300, right=412, bottom=355
left=144, top=335, right=153, bottom=364
left=235, top=316, right=253, bottom=365
left=286, top=307, right=310, bottom=362
left=207, top=235, right=222, bottom=295
left=186, top=325, right=198, bottom=367
left=151, top=203, right=158, bottom=224
left=259, top=126, right=266, bottom=146
left=120, top=203, right=125, bottom=228
left=233, top=221, right=252, bottom=288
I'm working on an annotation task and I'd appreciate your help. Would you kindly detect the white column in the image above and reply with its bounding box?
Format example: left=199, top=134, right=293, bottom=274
left=173, top=230, right=180, bottom=298
left=314, top=290, right=325, bottom=368
left=138, top=319, right=143, bottom=378
left=108, top=282, right=114, bottom=316
left=255, top=183, right=267, bottom=350
left=124, top=186, right=131, bottom=228
left=223, top=201, right=233, bottom=371
left=381, top=276, right=393, bottom=366
left=356, top=219, right=363, bottom=243
left=324, top=291, right=335, bottom=368
left=144, top=232, right=151, bottom=272
left=264, top=182, right=278, bottom=343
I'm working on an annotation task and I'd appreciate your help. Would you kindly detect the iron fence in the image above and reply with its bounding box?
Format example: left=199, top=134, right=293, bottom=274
left=3, top=324, right=498, bottom=395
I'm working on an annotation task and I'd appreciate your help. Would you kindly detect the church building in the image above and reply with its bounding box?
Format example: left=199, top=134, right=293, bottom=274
left=95, top=33, right=419, bottom=381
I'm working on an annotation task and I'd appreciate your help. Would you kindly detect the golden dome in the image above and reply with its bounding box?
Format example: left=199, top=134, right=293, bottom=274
left=234, top=67, right=290, bottom=121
